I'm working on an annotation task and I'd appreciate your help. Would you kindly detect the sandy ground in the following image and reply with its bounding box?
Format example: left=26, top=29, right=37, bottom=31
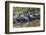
left=13, top=19, right=40, bottom=28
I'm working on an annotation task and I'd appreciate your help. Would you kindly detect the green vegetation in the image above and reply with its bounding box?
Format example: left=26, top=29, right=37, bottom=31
left=13, top=7, right=40, bottom=16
